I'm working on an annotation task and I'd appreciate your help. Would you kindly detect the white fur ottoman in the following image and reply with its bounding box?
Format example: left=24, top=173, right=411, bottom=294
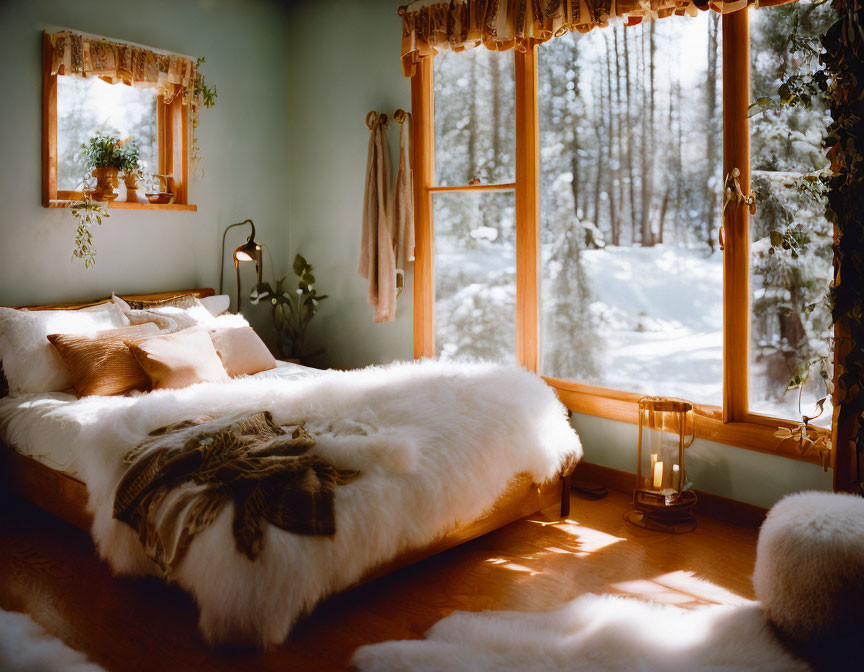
left=754, top=490, right=864, bottom=649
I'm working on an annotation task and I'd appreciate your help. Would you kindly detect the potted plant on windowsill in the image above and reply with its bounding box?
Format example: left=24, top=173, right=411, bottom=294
left=80, top=134, right=124, bottom=202
left=250, top=254, right=328, bottom=364
left=118, top=137, right=142, bottom=203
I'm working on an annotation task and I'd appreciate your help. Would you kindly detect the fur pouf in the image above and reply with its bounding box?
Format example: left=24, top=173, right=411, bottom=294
left=352, top=593, right=810, bottom=672
left=753, top=491, right=864, bottom=650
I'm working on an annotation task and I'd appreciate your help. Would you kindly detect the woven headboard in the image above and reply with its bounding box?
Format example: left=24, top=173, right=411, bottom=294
left=14, top=288, right=215, bottom=311
left=1, top=289, right=215, bottom=397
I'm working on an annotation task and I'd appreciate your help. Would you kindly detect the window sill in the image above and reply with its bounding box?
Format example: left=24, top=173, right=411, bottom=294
left=46, top=200, right=197, bottom=212
left=544, top=376, right=830, bottom=467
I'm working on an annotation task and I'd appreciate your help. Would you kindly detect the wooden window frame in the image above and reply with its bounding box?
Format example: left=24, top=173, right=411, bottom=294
left=411, top=12, right=830, bottom=466
left=41, top=31, right=196, bottom=212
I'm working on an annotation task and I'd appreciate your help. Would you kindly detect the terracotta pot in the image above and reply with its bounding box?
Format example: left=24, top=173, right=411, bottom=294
left=123, top=172, right=139, bottom=203
left=91, top=167, right=119, bottom=202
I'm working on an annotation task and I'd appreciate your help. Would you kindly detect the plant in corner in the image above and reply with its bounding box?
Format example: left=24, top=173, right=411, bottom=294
left=80, top=134, right=124, bottom=202
left=250, top=254, right=328, bottom=362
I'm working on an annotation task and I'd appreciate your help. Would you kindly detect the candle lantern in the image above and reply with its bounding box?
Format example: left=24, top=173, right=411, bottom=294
left=625, top=397, right=698, bottom=533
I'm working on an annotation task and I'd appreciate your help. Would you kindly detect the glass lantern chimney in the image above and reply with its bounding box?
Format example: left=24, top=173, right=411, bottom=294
left=636, top=397, right=695, bottom=506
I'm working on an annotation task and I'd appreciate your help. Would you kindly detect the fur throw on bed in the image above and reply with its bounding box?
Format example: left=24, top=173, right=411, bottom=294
left=352, top=593, right=812, bottom=672
left=52, top=360, right=579, bottom=648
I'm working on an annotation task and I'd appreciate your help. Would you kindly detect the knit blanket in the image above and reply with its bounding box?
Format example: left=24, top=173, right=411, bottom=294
left=113, top=412, right=358, bottom=575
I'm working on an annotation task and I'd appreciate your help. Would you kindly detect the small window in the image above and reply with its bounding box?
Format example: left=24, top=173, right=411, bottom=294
left=42, top=30, right=194, bottom=210
left=57, top=76, right=158, bottom=191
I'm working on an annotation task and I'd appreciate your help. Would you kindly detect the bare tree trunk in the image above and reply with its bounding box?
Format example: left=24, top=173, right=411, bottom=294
left=658, top=190, right=670, bottom=244
left=468, top=54, right=478, bottom=181
left=591, top=78, right=603, bottom=230
left=704, top=13, right=720, bottom=252
left=491, top=54, right=501, bottom=174
left=612, top=26, right=624, bottom=246
left=642, top=22, right=657, bottom=246
left=674, top=79, right=683, bottom=245
left=487, top=54, right=501, bottom=228
left=623, top=28, right=637, bottom=245
left=639, top=25, right=653, bottom=246
left=605, top=32, right=619, bottom=246
left=568, top=37, right=580, bottom=220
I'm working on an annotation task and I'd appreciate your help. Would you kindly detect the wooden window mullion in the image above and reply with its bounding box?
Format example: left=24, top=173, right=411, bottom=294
left=412, top=57, right=436, bottom=359
left=42, top=31, right=58, bottom=206
left=721, top=10, right=751, bottom=423
left=515, top=47, right=540, bottom=373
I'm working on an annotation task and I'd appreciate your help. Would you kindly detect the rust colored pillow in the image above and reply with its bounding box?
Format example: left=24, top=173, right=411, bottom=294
left=47, top=323, right=160, bottom=397
left=210, top=326, right=276, bottom=377
left=127, top=329, right=230, bottom=390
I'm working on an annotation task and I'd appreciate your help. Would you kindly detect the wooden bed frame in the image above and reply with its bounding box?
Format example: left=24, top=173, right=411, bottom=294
left=1, top=288, right=573, bottom=588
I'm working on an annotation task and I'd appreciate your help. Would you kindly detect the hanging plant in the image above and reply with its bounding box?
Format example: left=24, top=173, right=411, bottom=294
left=188, top=57, right=217, bottom=164
left=69, top=173, right=110, bottom=269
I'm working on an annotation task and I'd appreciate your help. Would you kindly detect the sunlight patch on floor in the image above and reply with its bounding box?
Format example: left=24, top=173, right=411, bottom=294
left=482, top=558, right=542, bottom=575
left=610, top=570, right=754, bottom=609
left=527, top=518, right=626, bottom=557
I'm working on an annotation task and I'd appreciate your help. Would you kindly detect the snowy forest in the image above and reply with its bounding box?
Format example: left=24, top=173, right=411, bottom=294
left=433, top=4, right=833, bottom=424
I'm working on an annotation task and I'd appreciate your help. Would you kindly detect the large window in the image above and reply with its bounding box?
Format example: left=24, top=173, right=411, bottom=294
left=538, top=15, right=723, bottom=404
left=411, top=6, right=832, bottom=463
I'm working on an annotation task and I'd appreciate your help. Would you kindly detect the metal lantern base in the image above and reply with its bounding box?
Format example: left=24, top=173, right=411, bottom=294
left=624, top=489, right=698, bottom=534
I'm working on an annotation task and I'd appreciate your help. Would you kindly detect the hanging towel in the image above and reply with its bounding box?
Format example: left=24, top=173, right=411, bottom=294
left=393, top=112, right=415, bottom=297
left=358, top=113, right=396, bottom=323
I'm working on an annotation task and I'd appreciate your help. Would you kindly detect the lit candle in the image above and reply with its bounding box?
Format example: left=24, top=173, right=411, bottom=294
left=652, top=461, right=663, bottom=489
left=672, top=464, right=680, bottom=490
left=649, top=453, right=658, bottom=487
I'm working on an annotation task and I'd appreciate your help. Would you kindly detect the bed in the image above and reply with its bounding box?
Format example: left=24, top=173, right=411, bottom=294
left=0, top=289, right=581, bottom=648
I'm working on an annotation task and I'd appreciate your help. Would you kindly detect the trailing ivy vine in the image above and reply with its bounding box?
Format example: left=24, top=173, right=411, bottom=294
left=822, top=0, right=864, bottom=492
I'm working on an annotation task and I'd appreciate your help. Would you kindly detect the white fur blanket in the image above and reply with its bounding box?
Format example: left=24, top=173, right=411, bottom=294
left=352, top=594, right=812, bottom=672
left=3, top=360, right=580, bottom=648
left=0, top=608, right=106, bottom=672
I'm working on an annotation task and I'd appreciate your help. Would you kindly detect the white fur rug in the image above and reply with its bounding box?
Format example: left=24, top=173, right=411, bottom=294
left=0, top=609, right=105, bottom=672
left=352, top=594, right=812, bottom=672
left=0, top=360, right=580, bottom=648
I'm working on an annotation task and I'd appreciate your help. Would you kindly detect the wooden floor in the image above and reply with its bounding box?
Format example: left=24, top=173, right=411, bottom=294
left=0, top=488, right=760, bottom=671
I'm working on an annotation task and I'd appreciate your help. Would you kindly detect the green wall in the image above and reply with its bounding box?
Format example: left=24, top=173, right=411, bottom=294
left=284, top=0, right=414, bottom=367
left=283, top=0, right=833, bottom=509
left=0, top=0, right=291, bottom=338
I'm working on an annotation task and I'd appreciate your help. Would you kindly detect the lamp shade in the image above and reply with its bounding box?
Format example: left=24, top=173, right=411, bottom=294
left=234, top=239, right=260, bottom=262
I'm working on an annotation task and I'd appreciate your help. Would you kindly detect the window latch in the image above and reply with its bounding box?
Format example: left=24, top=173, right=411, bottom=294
left=722, top=167, right=756, bottom=217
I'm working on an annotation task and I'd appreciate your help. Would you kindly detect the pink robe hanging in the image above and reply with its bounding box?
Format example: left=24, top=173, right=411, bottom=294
left=358, top=114, right=396, bottom=323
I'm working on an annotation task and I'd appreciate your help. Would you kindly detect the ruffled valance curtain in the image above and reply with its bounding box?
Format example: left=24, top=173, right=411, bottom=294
left=49, top=30, right=195, bottom=103
left=399, top=0, right=797, bottom=76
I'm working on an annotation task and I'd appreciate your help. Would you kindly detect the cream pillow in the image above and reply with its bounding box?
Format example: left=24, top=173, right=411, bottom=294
left=210, top=326, right=276, bottom=377
left=127, top=329, right=230, bottom=390
left=200, top=294, right=231, bottom=317
left=112, top=294, right=216, bottom=332
left=0, top=305, right=127, bottom=394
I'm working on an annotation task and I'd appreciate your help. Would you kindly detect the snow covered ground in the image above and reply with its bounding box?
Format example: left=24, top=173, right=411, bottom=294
left=567, top=244, right=724, bottom=405
left=436, top=241, right=830, bottom=427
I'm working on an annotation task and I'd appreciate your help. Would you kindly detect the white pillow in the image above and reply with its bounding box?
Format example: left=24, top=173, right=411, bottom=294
left=200, top=294, right=231, bottom=317
left=212, top=313, right=250, bottom=329
left=112, top=295, right=217, bottom=332
left=0, top=305, right=127, bottom=394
